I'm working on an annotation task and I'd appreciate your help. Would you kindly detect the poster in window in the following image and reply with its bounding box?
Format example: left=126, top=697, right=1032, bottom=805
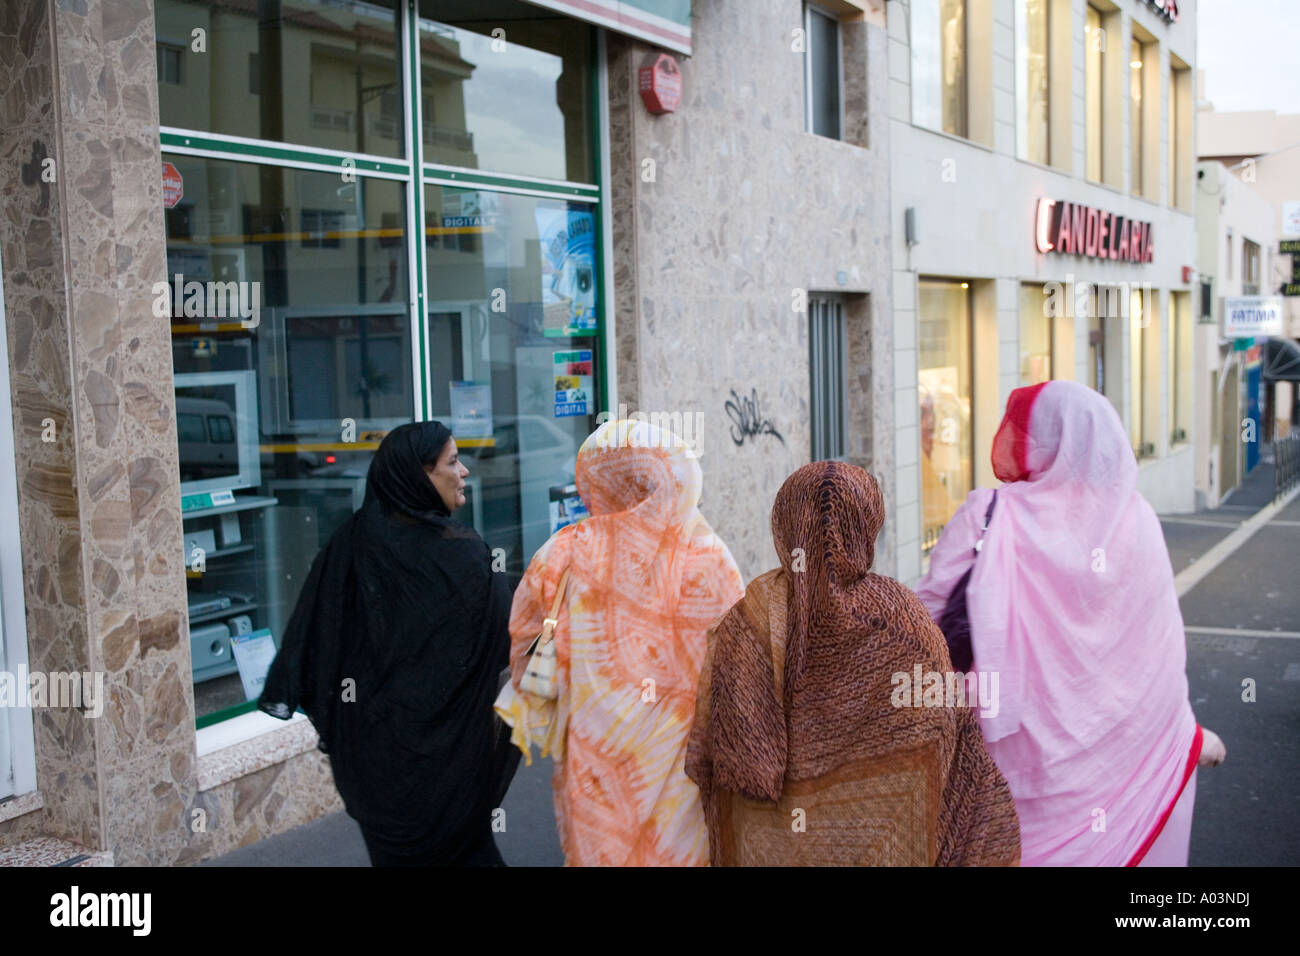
left=535, top=206, right=597, bottom=335
left=449, top=380, right=493, bottom=440
left=549, top=483, right=590, bottom=534
left=230, top=628, right=278, bottom=702
left=553, top=349, right=592, bottom=417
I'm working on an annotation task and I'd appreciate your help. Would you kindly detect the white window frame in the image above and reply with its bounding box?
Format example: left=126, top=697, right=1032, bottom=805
left=0, top=243, right=37, bottom=800
left=803, top=2, right=845, bottom=140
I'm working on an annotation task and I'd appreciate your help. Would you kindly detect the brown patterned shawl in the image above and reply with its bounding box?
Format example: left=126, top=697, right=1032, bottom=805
left=685, top=462, right=1020, bottom=866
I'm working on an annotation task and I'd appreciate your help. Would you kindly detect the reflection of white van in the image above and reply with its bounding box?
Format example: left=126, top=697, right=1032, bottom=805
left=177, top=397, right=238, bottom=481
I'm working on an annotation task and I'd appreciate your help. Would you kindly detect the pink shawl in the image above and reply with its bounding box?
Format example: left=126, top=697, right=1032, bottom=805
left=916, top=381, right=1200, bottom=866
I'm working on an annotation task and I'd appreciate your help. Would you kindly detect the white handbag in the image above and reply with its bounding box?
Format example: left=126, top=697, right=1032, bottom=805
left=519, top=569, right=570, bottom=699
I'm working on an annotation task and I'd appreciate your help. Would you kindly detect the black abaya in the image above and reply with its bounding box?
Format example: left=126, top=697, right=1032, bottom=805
left=259, top=422, right=520, bottom=865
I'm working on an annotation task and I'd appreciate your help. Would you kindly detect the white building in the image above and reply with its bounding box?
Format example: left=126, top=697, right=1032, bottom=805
left=1193, top=160, right=1278, bottom=505
left=1194, top=103, right=1300, bottom=503
left=885, top=0, right=1199, bottom=582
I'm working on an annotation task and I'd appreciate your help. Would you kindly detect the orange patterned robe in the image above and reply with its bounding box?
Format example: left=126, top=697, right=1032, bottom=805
left=496, top=419, right=744, bottom=866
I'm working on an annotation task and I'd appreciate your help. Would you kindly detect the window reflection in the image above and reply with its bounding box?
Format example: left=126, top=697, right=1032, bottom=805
left=912, top=0, right=968, bottom=139
left=1019, top=283, right=1052, bottom=385
left=166, top=156, right=410, bottom=719
left=156, top=0, right=403, bottom=157
left=1131, top=38, right=1144, bottom=195
left=418, top=2, right=593, bottom=182
left=1016, top=0, right=1048, bottom=165
left=424, top=185, right=598, bottom=579
left=1085, top=5, right=1103, bottom=181
left=919, top=280, right=972, bottom=551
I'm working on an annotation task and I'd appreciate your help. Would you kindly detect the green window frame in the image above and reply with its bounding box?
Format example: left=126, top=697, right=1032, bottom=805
left=165, top=5, right=613, bottom=729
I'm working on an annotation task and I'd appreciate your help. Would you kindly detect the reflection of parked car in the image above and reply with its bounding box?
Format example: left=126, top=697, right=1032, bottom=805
left=177, top=397, right=237, bottom=481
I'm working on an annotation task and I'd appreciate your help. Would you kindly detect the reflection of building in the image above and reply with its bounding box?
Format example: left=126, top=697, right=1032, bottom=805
left=894, top=0, right=1199, bottom=580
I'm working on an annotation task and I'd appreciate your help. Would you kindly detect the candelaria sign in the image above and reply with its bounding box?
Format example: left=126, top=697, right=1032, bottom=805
left=1035, top=198, right=1154, bottom=264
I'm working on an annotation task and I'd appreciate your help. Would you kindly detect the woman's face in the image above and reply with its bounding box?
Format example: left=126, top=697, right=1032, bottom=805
left=425, top=438, right=469, bottom=512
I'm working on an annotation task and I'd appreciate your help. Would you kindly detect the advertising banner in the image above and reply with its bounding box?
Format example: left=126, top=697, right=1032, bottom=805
left=536, top=206, right=597, bottom=335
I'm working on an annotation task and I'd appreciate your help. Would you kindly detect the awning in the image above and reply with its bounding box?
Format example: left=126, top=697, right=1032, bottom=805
left=1262, top=337, right=1300, bottom=381
left=522, top=0, right=691, bottom=55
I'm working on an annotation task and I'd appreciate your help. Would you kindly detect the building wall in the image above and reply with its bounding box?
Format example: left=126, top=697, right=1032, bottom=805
left=0, top=0, right=344, bottom=866
left=1192, top=158, right=1280, bottom=506
left=1199, top=108, right=1300, bottom=335
left=607, top=0, right=896, bottom=580
left=887, top=0, right=1198, bottom=583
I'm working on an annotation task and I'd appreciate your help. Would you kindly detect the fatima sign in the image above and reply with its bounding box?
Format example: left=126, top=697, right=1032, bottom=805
left=1035, top=198, right=1153, bottom=264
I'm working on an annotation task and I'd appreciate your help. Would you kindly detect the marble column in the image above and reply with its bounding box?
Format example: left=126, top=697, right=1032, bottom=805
left=0, top=0, right=194, bottom=864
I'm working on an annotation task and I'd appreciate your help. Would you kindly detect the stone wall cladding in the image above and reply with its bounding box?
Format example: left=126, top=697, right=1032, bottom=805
left=607, top=0, right=895, bottom=579
left=0, top=0, right=346, bottom=865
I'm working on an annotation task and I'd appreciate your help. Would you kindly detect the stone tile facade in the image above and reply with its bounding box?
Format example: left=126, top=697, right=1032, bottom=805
left=607, top=1, right=895, bottom=579
left=0, top=0, right=341, bottom=867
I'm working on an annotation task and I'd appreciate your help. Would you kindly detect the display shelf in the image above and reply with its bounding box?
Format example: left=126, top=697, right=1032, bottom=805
left=190, top=601, right=259, bottom=625
left=202, top=544, right=255, bottom=560
left=182, top=495, right=278, bottom=519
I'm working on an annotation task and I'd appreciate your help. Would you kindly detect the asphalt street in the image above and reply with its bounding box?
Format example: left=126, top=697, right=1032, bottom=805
left=209, top=460, right=1298, bottom=868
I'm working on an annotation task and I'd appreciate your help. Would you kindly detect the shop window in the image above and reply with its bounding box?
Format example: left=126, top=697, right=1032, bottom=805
left=804, top=3, right=842, bottom=140
left=1014, top=0, right=1048, bottom=165
left=1129, top=286, right=1159, bottom=458
left=1243, top=239, right=1261, bottom=295
left=157, top=42, right=183, bottom=86
left=418, top=1, right=594, bottom=183
left=1169, top=57, right=1192, bottom=209
left=1016, top=0, right=1070, bottom=168
left=1129, top=28, right=1157, bottom=200
left=1171, top=292, right=1192, bottom=444
left=1129, top=38, right=1143, bottom=195
left=157, top=0, right=604, bottom=729
left=919, top=279, right=973, bottom=551
left=424, top=185, right=598, bottom=576
left=1088, top=305, right=1105, bottom=393
left=912, top=0, right=969, bottom=140
left=1018, top=282, right=1052, bottom=385
left=155, top=0, right=404, bottom=158
left=1084, top=4, right=1104, bottom=181
left=809, top=295, right=847, bottom=461
left=164, top=157, right=412, bottom=724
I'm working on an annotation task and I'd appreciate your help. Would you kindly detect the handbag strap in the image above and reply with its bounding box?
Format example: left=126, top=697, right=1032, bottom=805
left=972, top=490, right=998, bottom=555
left=538, top=569, right=571, bottom=646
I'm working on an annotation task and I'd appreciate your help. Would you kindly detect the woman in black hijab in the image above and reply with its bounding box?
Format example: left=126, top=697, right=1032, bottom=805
left=259, top=421, right=519, bottom=866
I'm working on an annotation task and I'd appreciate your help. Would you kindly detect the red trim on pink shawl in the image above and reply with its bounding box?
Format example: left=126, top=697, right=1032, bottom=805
left=1125, top=725, right=1204, bottom=867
